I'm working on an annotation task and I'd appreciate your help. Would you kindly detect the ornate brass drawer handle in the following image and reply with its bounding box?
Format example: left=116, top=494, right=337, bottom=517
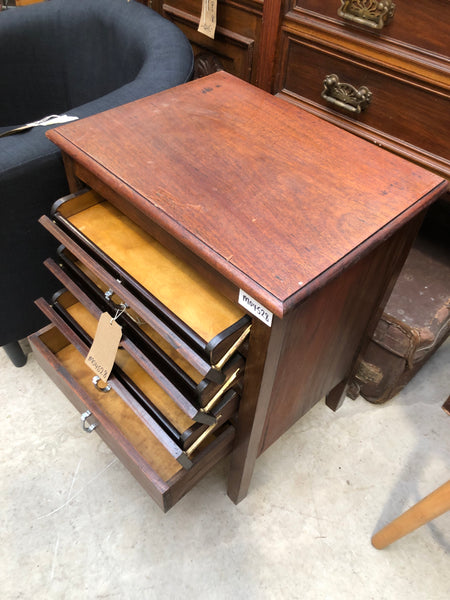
left=321, top=74, right=372, bottom=114
left=81, top=410, right=98, bottom=433
left=338, top=0, right=396, bottom=30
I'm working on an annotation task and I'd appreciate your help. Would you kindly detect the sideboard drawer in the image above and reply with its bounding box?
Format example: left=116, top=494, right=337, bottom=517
left=40, top=189, right=252, bottom=372
left=294, top=0, right=449, bottom=58
left=29, top=321, right=236, bottom=511
left=280, top=35, right=450, bottom=164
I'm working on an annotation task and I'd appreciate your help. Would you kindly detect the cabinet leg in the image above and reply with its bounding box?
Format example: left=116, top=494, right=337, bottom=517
left=371, top=480, right=450, bottom=549
left=325, top=379, right=348, bottom=411
left=227, top=319, right=285, bottom=504
left=3, top=341, right=27, bottom=367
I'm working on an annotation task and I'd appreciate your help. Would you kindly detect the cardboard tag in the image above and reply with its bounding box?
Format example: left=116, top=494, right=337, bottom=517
left=85, top=312, right=122, bottom=382
left=198, top=0, right=217, bottom=39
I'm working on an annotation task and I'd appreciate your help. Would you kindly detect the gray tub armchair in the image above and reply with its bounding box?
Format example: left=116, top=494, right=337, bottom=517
left=0, top=0, right=193, bottom=365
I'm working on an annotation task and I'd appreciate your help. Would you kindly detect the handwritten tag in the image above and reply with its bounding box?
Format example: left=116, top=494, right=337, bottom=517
left=238, top=290, right=273, bottom=327
left=85, top=312, right=122, bottom=382
left=198, top=0, right=217, bottom=39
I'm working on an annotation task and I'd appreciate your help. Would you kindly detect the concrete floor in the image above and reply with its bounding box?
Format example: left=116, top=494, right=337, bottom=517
left=2, top=337, right=449, bottom=600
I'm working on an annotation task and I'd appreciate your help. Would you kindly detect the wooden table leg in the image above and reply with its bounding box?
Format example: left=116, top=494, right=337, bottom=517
left=372, top=480, right=450, bottom=549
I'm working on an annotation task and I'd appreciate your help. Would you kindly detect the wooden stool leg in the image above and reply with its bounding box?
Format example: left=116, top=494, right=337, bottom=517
left=372, top=480, right=450, bottom=549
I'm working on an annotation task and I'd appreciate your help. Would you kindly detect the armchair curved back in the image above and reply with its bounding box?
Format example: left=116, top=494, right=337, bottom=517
left=0, top=0, right=193, bottom=125
left=0, top=0, right=193, bottom=352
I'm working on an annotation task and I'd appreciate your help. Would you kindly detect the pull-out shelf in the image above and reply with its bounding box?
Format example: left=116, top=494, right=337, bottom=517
left=37, top=290, right=239, bottom=468
left=40, top=189, right=251, bottom=375
left=29, top=321, right=236, bottom=512
left=33, top=185, right=248, bottom=511
left=48, top=248, right=246, bottom=413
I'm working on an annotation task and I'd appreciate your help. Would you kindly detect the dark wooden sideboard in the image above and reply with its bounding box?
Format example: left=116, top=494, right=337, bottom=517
left=140, top=0, right=264, bottom=83
left=16, top=2, right=450, bottom=178
left=141, top=0, right=449, bottom=182
left=274, top=0, right=450, bottom=181
left=30, top=73, right=447, bottom=510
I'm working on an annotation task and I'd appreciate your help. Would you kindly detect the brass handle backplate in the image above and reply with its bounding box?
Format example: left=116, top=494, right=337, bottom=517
left=338, top=0, right=396, bottom=30
left=321, top=74, right=372, bottom=114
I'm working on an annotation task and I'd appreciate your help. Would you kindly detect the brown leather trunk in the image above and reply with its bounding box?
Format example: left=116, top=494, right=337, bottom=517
left=351, top=196, right=450, bottom=404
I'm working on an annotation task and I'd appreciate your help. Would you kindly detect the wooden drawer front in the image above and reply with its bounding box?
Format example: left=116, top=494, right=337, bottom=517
left=162, top=0, right=261, bottom=82
left=35, top=291, right=239, bottom=469
left=294, top=0, right=449, bottom=58
left=45, top=251, right=246, bottom=415
left=164, top=0, right=262, bottom=40
left=279, top=34, right=450, bottom=165
left=40, top=190, right=251, bottom=371
left=29, top=324, right=235, bottom=512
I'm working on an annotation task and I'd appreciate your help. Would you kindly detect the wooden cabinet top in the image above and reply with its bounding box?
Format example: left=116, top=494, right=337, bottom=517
left=48, top=72, right=447, bottom=317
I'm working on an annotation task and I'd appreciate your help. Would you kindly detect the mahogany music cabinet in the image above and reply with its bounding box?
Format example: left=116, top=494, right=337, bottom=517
left=29, top=72, right=447, bottom=511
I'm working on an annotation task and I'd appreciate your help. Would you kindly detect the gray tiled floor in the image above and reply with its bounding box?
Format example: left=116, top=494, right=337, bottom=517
left=2, top=338, right=449, bottom=600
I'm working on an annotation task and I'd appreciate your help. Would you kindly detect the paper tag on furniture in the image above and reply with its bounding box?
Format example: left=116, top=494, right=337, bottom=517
left=198, top=0, right=217, bottom=39
left=0, top=114, right=78, bottom=138
left=238, top=290, right=273, bottom=326
left=85, top=312, right=122, bottom=382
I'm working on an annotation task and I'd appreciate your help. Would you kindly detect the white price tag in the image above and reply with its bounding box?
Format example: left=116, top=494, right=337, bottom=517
left=238, top=289, right=273, bottom=327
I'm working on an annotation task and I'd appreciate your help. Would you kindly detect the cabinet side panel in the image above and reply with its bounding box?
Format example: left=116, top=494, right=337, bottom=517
left=258, top=217, right=422, bottom=453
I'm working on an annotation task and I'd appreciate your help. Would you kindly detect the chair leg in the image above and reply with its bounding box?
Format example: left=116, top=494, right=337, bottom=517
left=3, top=341, right=28, bottom=367
left=372, top=480, right=450, bottom=549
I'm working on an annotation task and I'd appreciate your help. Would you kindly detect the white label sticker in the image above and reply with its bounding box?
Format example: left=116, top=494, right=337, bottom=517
left=238, top=289, right=273, bottom=327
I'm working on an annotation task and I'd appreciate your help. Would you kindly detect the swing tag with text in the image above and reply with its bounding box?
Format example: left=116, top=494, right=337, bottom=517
left=85, top=312, right=122, bottom=382
left=198, top=0, right=217, bottom=39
